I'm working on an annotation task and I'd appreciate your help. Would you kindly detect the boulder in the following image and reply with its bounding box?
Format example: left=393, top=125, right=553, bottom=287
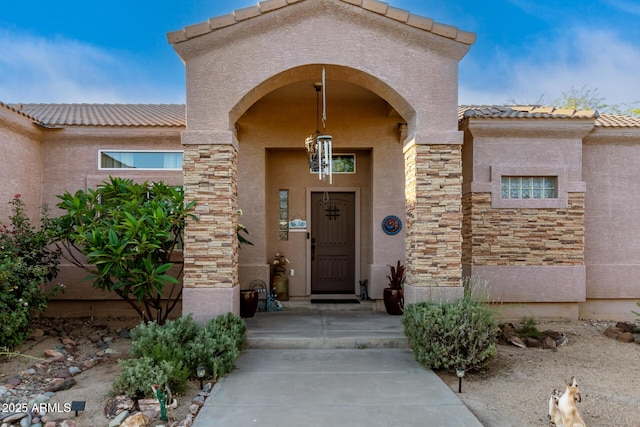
left=120, top=413, right=148, bottom=427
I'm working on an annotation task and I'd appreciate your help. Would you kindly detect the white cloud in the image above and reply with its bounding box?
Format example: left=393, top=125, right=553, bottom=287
left=0, top=30, right=184, bottom=104
left=460, top=27, right=640, bottom=108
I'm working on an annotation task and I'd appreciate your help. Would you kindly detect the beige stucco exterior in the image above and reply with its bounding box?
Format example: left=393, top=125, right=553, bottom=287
left=1, top=0, right=640, bottom=322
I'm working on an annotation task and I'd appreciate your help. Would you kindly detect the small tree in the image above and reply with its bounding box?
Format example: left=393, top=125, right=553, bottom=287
left=0, top=195, right=62, bottom=348
left=53, top=177, right=196, bottom=324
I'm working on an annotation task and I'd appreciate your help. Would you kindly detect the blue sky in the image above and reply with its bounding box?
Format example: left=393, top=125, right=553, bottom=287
left=1, top=0, right=639, bottom=108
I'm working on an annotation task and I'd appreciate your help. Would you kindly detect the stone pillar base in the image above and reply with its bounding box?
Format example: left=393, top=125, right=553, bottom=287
left=182, top=286, right=239, bottom=324
left=403, top=283, right=464, bottom=305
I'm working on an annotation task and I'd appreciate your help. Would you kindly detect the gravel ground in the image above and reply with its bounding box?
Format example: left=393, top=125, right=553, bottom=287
left=3, top=318, right=638, bottom=426
left=436, top=320, right=640, bottom=427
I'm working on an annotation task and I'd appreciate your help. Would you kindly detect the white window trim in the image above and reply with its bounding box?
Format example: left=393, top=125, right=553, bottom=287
left=98, top=150, right=184, bottom=171
left=490, top=166, right=568, bottom=208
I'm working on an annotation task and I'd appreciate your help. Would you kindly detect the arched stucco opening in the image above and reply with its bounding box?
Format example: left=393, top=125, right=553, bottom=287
left=232, top=66, right=413, bottom=303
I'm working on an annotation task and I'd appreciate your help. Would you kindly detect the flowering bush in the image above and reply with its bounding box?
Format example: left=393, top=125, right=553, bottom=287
left=0, top=195, right=63, bottom=348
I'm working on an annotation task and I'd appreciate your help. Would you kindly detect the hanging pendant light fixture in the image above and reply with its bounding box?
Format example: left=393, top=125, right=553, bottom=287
left=305, top=67, right=333, bottom=184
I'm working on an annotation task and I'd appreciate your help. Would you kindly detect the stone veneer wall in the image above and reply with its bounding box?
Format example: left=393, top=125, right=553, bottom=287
left=463, top=192, right=585, bottom=266
left=404, top=143, right=462, bottom=287
left=183, top=144, right=239, bottom=289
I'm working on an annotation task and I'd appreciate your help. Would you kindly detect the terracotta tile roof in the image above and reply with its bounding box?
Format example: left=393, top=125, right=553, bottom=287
left=458, top=105, right=599, bottom=120
left=5, top=103, right=638, bottom=129
left=0, top=101, right=38, bottom=121
left=167, top=0, right=476, bottom=46
left=11, top=104, right=185, bottom=128
left=459, top=105, right=640, bottom=129
left=595, top=113, right=640, bottom=128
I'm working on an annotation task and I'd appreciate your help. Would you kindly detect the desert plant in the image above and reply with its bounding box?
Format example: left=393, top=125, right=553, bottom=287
left=113, top=313, right=246, bottom=398
left=519, top=317, right=543, bottom=338
left=0, top=195, right=63, bottom=348
left=387, top=260, right=405, bottom=290
left=52, top=177, right=196, bottom=324
left=403, top=295, right=499, bottom=372
left=112, top=356, right=189, bottom=399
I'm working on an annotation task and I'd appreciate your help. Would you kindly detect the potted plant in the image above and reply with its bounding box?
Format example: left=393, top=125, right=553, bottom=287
left=383, top=260, right=405, bottom=315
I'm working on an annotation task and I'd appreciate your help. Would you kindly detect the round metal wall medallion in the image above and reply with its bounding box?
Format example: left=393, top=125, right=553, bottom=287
left=382, top=215, right=402, bottom=235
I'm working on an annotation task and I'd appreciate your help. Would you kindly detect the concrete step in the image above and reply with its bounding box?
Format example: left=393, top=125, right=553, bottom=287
left=243, top=310, right=408, bottom=349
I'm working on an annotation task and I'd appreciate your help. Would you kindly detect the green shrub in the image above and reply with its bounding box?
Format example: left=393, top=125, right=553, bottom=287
left=113, top=313, right=246, bottom=398
left=185, top=313, right=246, bottom=380
left=403, top=296, right=499, bottom=372
left=112, top=356, right=189, bottom=399
left=130, top=315, right=200, bottom=360
left=0, top=195, right=62, bottom=348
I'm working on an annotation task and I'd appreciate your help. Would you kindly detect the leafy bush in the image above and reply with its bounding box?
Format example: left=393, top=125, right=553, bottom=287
left=403, top=296, right=499, bottom=372
left=113, top=313, right=246, bottom=398
left=0, top=195, right=62, bottom=348
left=185, top=313, right=247, bottom=379
left=112, top=356, right=189, bottom=399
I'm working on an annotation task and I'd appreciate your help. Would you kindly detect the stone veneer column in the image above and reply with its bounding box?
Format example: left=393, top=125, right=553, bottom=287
left=403, top=142, right=463, bottom=304
left=181, top=131, right=239, bottom=324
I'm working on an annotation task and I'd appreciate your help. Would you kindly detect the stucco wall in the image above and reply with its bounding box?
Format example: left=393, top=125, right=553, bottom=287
left=0, top=108, right=42, bottom=223
left=582, top=130, right=640, bottom=319
left=39, top=127, right=184, bottom=312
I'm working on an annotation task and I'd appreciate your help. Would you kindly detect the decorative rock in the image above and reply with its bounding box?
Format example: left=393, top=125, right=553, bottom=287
left=119, top=328, right=131, bottom=338
left=68, top=366, right=82, bottom=376
left=61, top=420, right=78, bottom=427
left=543, top=336, right=557, bottom=349
left=178, top=414, right=193, bottom=427
left=108, top=410, right=130, bottom=427
left=3, top=413, right=27, bottom=423
left=21, top=368, right=36, bottom=376
left=45, top=422, right=57, bottom=427
left=31, top=328, right=46, bottom=338
left=61, top=337, right=76, bottom=346
left=81, top=359, right=95, bottom=370
left=189, top=403, right=200, bottom=415
left=120, top=412, right=148, bottom=427
left=52, top=368, right=72, bottom=379
left=615, top=321, right=636, bottom=333
left=104, top=396, right=135, bottom=419
left=524, top=337, right=539, bottom=348
left=635, top=334, right=640, bottom=344
left=45, top=378, right=76, bottom=392
left=192, top=396, right=205, bottom=407
left=605, top=326, right=623, bottom=339
left=507, top=335, right=526, bottom=348
left=19, top=413, right=31, bottom=427
left=138, top=398, right=160, bottom=413
left=103, top=336, right=114, bottom=343
left=104, top=348, right=120, bottom=356
left=44, top=349, right=64, bottom=363
left=202, top=382, right=212, bottom=393
left=618, top=332, right=635, bottom=343
left=5, top=376, right=22, bottom=387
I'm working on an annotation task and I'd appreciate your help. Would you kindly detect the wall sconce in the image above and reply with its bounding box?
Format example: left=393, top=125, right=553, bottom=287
left=196, top=365, right=206, bottom=389
left=456, top=367, right=466, bottom=393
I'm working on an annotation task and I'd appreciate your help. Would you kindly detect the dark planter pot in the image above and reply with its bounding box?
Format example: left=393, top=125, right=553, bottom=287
left=240, top=290, right=259, bottom=318
left=383, top=288, right=404, bottom=315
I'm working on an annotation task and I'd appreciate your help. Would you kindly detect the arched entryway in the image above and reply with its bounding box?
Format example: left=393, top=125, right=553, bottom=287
left=168, top=0, right=473, bottom=322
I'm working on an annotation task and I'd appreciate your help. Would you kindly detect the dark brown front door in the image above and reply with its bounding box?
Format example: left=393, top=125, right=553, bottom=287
left=311, top=192, right=356, bottom=294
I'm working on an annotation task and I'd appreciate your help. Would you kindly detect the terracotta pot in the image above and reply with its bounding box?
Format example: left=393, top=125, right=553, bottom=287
left=383, top=288, right=404, bottom=315
left=240, top=290, right=259, bottom=318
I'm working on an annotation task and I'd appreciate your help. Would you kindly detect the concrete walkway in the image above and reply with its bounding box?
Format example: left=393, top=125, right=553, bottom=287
left=192, top=310, right=482, bottom=427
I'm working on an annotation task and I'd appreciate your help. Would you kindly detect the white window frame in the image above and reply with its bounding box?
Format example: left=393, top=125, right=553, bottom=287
left=99, top=150, right=183, bottom=171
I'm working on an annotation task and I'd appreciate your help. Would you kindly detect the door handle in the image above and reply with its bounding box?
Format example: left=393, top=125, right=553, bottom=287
left=311, top=237, right=316, bottom=261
